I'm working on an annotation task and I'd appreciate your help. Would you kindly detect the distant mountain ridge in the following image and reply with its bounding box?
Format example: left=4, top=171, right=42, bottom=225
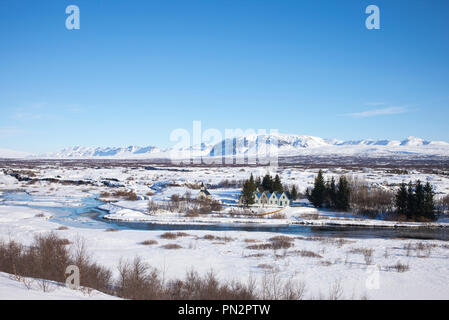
left=2, top=134, right=449, bottom=159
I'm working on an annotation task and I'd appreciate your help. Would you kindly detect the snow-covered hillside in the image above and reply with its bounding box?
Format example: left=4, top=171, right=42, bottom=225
left=0, top=148, right=31, bottom=159
left=3, top=134, right=449, bottom=159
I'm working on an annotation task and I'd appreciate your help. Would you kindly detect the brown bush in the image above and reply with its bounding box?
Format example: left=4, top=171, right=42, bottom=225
left=112, top=190, right=138, bottom=201
left=0, top=234, right=311, bottom=300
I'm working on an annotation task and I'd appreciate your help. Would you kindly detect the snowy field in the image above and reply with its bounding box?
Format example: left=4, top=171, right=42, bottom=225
left=1, top=163, right=449, bottom=300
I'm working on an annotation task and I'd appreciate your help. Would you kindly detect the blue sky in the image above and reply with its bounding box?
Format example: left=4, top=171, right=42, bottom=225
left=1, top=0, right=448, bottom=153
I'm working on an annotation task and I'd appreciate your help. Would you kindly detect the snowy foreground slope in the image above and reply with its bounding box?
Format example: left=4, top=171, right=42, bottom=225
left=1, top=203, right=449, bottom=300
left=0, top=273, right=119, bottom=300
left=2, top=134, right=449, bottom=159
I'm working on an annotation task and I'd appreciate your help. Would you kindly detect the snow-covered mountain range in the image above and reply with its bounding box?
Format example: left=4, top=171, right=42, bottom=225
left=2, top=134, right=449, bottom=159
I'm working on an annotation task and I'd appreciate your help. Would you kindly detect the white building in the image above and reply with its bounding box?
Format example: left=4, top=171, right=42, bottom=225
left=196, top=183, right=212, bottom=201
left=240, top=190, right=291, bottom=207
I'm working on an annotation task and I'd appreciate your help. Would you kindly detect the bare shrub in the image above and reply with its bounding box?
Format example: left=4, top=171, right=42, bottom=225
left=269, top=236, right=294, bottom=250
left=403, top=242, right=435, bottom=258
left=0, top=234, right=311, bottom=300
left=282, top=278, right=306, bottom=300
left=328, top=280, right=343, bottom=300
left=116, top=257, right=162, bottom=300
left=105, top=228, right=120, bottom=232
left=348, top=177, right=395, bottom=217
left=56, top=226, right=69, bottom=231
left=147, top=200, right=159, bottom=214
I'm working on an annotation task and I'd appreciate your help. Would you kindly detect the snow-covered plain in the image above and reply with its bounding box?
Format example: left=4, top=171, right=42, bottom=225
left=1, top=164, right=449, bottom=300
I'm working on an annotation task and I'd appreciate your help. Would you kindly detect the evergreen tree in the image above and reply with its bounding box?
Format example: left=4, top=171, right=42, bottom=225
left=290, top=185, right=298, bottom=201
left=423, top=182, right=436, bottom=221
left=336, top=176, right=350, bottom=211
left=255, top=176, right=262, bottom=189
left=415, top=180, right=425, bottom=218
left=395, top=182, right=408, bottom=216
left=241, top=178, right=256, bottom=207
left=273, top=174, right=283, bottom=193
left=262, top=174, right=273, bottom=193
left=325, top=177, right=337, bottom=208
left=308, top=170, right=326, bottom=208
left=406, top=182, right=415, bottom=219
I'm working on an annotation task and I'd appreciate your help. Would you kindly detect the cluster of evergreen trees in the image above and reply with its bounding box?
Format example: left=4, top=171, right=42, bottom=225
left=240, top=173, right=298, bottom=207
left=306, top=170, right=351, bottom=210
left=395, top=180, right=436, bottom=221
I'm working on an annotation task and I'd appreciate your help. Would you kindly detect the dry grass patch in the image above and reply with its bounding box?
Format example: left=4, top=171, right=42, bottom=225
left=243, top=253, right=265, bottom=258
left=386, top=261, right=410, bottom=272
left=56, top=226, right=69, bottom=231
left=300, top=213, right=319, bottom=220
left=161, top=244, right=183, bottom=250
left=160, top=232, right=191, bottom=239
left=203, top=234, right=234, bottom=242
left=348, top=247, right=374, bottom=265
left=319, top=260, right=333, bottom=266
left=404, top=242, right=436, bottom=258
left=140, top=240, right=158, bottom=246
left=247, top=243, right=273, bottom=250
left=294, top=250, right=322, bottom=258
left=105, top=228, right=120, bottom=232
left=269, top=237, right=294, bottom=250
left=297, top=236, right=354, bottom=247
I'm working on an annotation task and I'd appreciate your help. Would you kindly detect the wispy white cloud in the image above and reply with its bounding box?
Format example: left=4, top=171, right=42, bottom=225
left=364, top=102, right=386, bottom=107
left=0, top=127, right=26, bottom=138
left=344, top=106, right=409, bottom=118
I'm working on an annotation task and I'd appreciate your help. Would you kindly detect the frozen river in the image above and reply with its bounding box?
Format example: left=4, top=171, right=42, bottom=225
left=2, top=191, right=449, bottom=241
